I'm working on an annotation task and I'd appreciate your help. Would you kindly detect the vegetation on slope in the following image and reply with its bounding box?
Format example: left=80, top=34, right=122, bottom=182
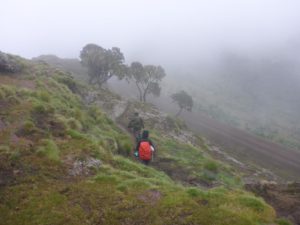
left=0, top=55, right=283, bottom=225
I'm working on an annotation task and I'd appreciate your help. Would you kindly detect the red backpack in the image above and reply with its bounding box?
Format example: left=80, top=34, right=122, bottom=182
left=139, top=141, right=152, bottom=161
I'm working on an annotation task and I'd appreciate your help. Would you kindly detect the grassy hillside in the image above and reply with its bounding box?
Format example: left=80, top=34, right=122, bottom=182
left=33, top=54, right=300, bottom=152
left=0, top=54, right=286, bottom=225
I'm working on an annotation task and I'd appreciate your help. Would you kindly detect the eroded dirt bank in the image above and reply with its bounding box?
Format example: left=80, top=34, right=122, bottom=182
left=246, top=182, right=300, bottom=225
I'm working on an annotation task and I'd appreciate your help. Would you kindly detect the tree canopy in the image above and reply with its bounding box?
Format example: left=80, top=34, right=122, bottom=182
left=80, top=43, right=127, bottom=87
left=171, top=90, right=193, bottom=116
left=128, top=62, right=166, bottom=102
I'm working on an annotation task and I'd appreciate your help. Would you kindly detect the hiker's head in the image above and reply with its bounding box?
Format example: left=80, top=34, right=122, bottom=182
left=142, top=130, right=149, bottom=139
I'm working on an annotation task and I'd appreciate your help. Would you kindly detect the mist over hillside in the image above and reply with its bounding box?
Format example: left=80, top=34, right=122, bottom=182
left=33, top=39, right=300, bottom=151
left=2, top=1, right=300, bottom=224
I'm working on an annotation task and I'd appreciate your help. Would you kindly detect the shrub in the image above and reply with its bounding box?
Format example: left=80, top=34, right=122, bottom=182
left=54, top=73, right=83, bottom=94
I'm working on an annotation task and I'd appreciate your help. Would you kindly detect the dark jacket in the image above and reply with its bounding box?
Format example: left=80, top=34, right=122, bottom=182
left=128, top=116, right=144, bottom=132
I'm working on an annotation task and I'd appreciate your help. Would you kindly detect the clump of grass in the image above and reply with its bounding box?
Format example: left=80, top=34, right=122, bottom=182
left=186, top=187, right=204, bottom=197
left=67, top=117, right=82, bottom=130
left=0, top=145, right=10, bottom=153
left=36, top=139, right=60, bottom=161
left=53, top=114, right=68, bottom=129
left=94, top=174, right=119, bottom=184
left=17, top=88, right=33, bottom=97
left=88, top=105, right=104, bottom=122
left=9, top=149, right=21, bottom=161
left=53, top=73, right=84, bottom=94
left=72, top=108, right=84, bottom=122
left=203, top=160, right=219, bottom=172
left=0, top=89, right=5, bottom=99
left=238, top=195, right=265, bottom=212
left=276, top=218, right=293, bottom=225
left=116, top=135, right=132, bottom=156
left=67, top=129, right=86, bottom=140
left=103, top=137, right=118, bottom=153
left=200, top=170, right=217, bottom=182
left=38, top=91, right=51, bottom=102
left=117, top=178, right=154, bottom=192
left=31, top=101, right=55, bottom=115
left=20, top=120, right=37, bottom=135
left=0, top=85, right=16, bottom=98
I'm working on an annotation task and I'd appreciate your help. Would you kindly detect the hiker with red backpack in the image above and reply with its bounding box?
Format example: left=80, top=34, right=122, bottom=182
left=135, top=130, right=155, bottom=165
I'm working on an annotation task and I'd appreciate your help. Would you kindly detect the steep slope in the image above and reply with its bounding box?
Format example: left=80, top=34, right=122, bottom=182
left=0, top=53, right=285, bottom=225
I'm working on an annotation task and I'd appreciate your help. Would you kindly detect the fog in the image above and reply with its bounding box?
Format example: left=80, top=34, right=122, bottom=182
left=2, top=0, right=300, bottom=149
left=1, top=0, right=300, bottom=68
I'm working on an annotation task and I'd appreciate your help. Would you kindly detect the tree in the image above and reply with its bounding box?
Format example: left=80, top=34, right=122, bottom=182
left=79, top=43, right=126, bottom=87
left=129, top=62, right=166, bottom=102
left=171, top=90, right=193, bottom=117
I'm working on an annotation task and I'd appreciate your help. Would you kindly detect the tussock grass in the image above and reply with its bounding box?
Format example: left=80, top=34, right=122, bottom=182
left=36, top=139, right=60, bottom=161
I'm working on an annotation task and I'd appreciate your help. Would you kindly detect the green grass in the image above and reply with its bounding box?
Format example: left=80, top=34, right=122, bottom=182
left=0, top=58, right=279, bottom=225
left=36, top=139, right=60, bottom=161
left=276, top=218, right=293, bottom=225
left=150, top=132, right=240, bottom=187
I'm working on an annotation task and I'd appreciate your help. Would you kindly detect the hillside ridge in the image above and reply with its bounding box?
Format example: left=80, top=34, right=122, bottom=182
left=0, top=52, right=294, bottom=225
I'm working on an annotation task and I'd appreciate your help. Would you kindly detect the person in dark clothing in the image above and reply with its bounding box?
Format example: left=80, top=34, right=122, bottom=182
left=135, top=130, right=155, bottom=165
left=128, top=112, right=144, bottom=142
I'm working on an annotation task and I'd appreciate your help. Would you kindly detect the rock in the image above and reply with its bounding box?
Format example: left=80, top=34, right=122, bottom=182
left=0, top=52, right=23, bottom=73
left=68, top=157, right=102, bottom=176
left=137, top=190, right=162, bottom=206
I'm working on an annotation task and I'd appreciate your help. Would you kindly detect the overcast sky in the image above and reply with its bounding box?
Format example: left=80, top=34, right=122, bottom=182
left=1, top=0, right=300, bottom=66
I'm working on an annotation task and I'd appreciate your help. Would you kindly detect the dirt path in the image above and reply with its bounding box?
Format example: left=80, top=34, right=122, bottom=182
left=181, top=111, right=300, bottom=181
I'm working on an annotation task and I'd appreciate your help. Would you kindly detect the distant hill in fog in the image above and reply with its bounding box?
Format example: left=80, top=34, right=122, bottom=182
left=165, top=48, right=300, bottom=150
left=32, top=55, right=88, bottom=81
